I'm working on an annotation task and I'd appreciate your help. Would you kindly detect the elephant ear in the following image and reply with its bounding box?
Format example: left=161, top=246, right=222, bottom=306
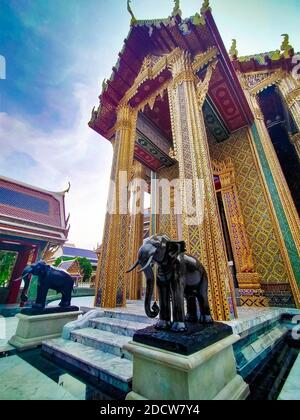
left=167, top=241, right=186, bottom=258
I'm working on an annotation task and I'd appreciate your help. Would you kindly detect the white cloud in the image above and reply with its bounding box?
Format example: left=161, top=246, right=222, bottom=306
left=0, top=81, right=113, bottom=250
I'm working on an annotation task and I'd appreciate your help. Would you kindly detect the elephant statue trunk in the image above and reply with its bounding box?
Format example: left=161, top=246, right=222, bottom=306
left=143, top=264, right=159, bottom=318
left=20, top=265, right=33, bottom=303
left=127, top=255, right=159, bottom=319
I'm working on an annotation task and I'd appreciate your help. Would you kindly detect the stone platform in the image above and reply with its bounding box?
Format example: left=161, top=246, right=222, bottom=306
left=40, top=302, right=299, bottom=397
left=9, top=309, right=82, bottom=350
left=125, top=334, right=249, bottom=400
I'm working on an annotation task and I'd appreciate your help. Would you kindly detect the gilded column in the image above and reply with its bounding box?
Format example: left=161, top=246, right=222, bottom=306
left=95, top=105, right=137, bottom=308
left=168, top=51, right=235, bottom=320
left=278, top=74, right=300, bottom=159
left=291, top=133, right=300, bottom=159
left=157, top=163, right=179, bottom=240
left=127, top=160, right=145, bottom=300
left=245, top=90, right=300, bottom=308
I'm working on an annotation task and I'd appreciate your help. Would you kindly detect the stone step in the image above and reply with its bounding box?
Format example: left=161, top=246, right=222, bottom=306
left=104, top=309, right=155, bottom=325
left=42, top=338, right=132, bottom=393
left=89, top=317, right=150, bottom=337
left=70, top=328, right=132, bottom=360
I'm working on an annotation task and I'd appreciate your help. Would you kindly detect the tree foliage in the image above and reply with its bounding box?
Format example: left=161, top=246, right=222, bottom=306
left=77, top=257, right=93, bottom=282
left=0, top=251, right=17, bottom=287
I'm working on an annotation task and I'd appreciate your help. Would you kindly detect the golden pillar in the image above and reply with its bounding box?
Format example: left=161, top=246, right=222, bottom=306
left=95, top=105, right=137, bottom=308
left=277, top=75, right=300, bottom=159
left=212, top=159, right=261, bottom=290
left=167, top=51, right=235, bottom=320
left=127, top=160, right=145, bottom=300
left=157, top=164, right=180, bottom=240
left=291, top=133, right=300, bottom=160
left=245, top=91, right=300, bottom=308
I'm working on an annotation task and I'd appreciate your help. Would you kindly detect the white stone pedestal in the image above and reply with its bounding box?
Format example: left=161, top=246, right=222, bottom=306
left=124, top=334, right=249, bottom=400
left=9, top=311, right=82, bottom=350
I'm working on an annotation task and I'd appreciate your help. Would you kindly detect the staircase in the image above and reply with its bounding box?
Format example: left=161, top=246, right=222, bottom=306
left=42, top=309, right=155, bottom=394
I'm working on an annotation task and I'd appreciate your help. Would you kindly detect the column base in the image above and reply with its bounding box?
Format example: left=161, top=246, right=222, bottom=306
left=9, top=310, right=83, bottom=350
left=124, top=333, right=249, bottom=400
left=239, top=289, right=269, bottom=307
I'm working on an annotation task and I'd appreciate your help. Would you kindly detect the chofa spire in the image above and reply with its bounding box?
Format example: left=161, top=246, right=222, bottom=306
left=281, top=34, right=293, bottom=58
left=229, top=39, right=238, bottom=58
left=172, top=0, right=182, bottom=17
left=127, top=0, right=137, bottom=26
left=201, top=0, right=211, bottom=15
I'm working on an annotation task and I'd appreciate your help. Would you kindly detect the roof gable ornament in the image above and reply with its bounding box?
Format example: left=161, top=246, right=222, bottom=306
left=281, top=34, right=293, bottom=58
left=127, top=0, right=137, bottom=26
left=229, top=39, right=238, bottom=59
left=172, top=0, right=182, bottom=17
left=201, top=0, right=211, bottom=15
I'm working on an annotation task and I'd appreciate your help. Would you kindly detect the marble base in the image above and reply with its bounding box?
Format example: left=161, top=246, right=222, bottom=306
left=9, top=310, right=82, bottom=350
left=124, top=334, right=249, bottom=400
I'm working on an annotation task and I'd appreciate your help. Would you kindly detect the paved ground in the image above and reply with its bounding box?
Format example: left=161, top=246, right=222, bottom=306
left=0, top=316, right=18, bottom=353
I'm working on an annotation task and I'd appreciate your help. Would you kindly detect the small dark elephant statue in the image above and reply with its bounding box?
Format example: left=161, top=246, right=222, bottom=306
left=21, top=261, right=74, bottom=309
left=127, top=234, right=212, bottom=332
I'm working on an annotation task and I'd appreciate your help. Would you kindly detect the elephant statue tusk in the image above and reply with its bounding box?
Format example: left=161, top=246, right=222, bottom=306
left=126, top=259, right=140, bottom=273
left=138, top=255, right=154, bottom=273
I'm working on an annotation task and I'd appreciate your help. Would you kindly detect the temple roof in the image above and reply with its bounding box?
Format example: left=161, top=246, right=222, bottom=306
left=0, top=175, right=69, bottom=244
left=89, top=5, right=253, bottom=141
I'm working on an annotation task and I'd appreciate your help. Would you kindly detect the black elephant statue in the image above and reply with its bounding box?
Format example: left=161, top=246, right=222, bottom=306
left=21, top=261, right=74, bottom=309
left=127, top=234, right=212, bottom=332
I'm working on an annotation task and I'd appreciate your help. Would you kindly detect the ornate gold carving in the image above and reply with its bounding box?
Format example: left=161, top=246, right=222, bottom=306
left=167, top=51, right=234, bottom=320
left=196, top=61, right=218, bottom=107
left=291, top=133, right=300, bottom=161
left=285, top=87, right=300, bottom=107
left=115, top=105, right=134, bottom=131
left=127, top=160, right=145, bottom=300
left=212, top=157, right=261, bottom=289
left=278, top=75, right=300, bottom=136
left=192, top=47, right=218, bottom=73
left=249, top=69, right=286, bottom=95
left=95, top=106, right=138, bottom=308
left=209, top=128, right=289, bottom=287
left=244, top=93, right=300, bottom=308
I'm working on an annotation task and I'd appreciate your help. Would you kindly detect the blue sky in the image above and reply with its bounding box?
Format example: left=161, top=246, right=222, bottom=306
left=0, top=0, right=299, bottom=249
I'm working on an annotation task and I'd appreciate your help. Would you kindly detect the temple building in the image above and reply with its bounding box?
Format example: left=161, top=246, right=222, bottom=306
left=0, top=176, right=69, bottom=307
left=89, top=1, right=300, bottom=319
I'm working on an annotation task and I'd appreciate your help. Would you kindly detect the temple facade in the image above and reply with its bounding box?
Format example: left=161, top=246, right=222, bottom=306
left=0, top=176, right=69, bottom=306
left=89, top=1, right=300, bottom=319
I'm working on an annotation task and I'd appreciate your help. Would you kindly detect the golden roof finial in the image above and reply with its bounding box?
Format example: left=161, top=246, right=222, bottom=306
left=280, top=34, right=293, bottom=58
left=172, top=0, right=182, bottom=17
left=127, top=0, right=137, bottom=26
left=229, top=39, right=238, bottom=58
left=201, top=0, right=211, bottom=15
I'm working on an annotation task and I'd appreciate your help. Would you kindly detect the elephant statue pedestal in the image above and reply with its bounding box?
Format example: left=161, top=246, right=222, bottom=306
left=9, top=309, right=82, bottom=351
left=124, top=324, right=249, bottom=401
